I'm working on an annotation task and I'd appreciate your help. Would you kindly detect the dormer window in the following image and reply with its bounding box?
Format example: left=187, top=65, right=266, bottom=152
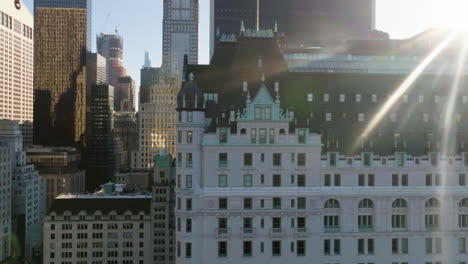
left=264, top=107, right=272, bottom=120
left=219, top=129, right=228, bottom=144
left=243, top=81, right=248, bottom=92
left=255, top=107, right=262, bottom=120
left=298, top=129, right=306, bottom=144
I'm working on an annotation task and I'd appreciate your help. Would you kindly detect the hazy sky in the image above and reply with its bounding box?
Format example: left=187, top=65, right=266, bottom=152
left=23, top=0, right=460, bottom=88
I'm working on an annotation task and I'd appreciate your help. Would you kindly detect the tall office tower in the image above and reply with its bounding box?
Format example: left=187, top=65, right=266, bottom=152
left=0, top=144, right=11, bottom=262
left=27, top=146, right=86, bottom=211
left=163, top=0, right=199, bottom=75
left=136, top=65, right=179, bottom=168
left=143, top=50, right=152, bottom=68
left=153, top=149, right=176, bottom=264
left=33, top=0, right=91, bottom=147
left=140, top=67, right=160, bottom=105
left=113, top=111, right=138, bottom=170
left=214, top=0, right=375, bottom=46
left=0, top=0, right=34, bottom=147
left=86, top=85, right=116, bottom=191
left=0, top=120, right=43, bottom=262
left=97, top=33, right=127, bottom=86
left=86, top=53, right=107, bottom=91
left=115, top=76, right=136, bottom=112
left=43, top=184, right=154, bottom=264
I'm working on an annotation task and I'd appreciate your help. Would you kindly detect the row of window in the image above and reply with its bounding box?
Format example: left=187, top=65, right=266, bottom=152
left=307, top=93, right=468, bottom=104
left=176, top=237, right=468, bottom=258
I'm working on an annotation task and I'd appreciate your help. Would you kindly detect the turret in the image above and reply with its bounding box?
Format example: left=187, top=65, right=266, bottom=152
left=176, top=73, right=205, bottom=190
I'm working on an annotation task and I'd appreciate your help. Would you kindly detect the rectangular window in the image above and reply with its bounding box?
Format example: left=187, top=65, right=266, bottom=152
left=259, top=129, right=267, bottom=144
left=334, top=174, right=341, bottom=186
left=186, top=198, right=192, bottom=211
left=358, top=215, right=373, bottom=231
left=243, top=241, right=252, bottom=257
left=460, top=237, right=466, bottom=253
left=186, top=219, right=192, bottom=233
left=264, top=107, right=272, bottom=120
left=359, top=174, right=365, bottom=186
left=392, top=215, right=407, bottom=229
left=307, top=93, right=313, bottom=102
left=243, top=174, right=252, bottom=187
left=187, top=112, right=193, bottom=122
left=297, top=153, right=306, bottom=166
left=269, top=128, right=275, bottom=143
left=325, top=113, right=332, bottom=121
left=297, top=174, right=306, bottom=187
left=298, top=129, right=306, bottom=144
left=186, top=131, right=193, bottom=143
left=272, top=241, right=281, bottom=256
left=425, top=215, right=440, bottom=229
left=339, top=94, right=345, bottom=102
left=323, top=94, right=329, bottom=102
left=402, top=174, right=408, bottom=186
left=324, top=215, right=339, bottom=230
left=251, top=129, right=257, bottom=144
left=273, top=197, right=281, bottom=209
left=255, top=107, right=262, bottom=120
left=186, top=153, right=192, bottom=167
left=273, top=153, right=281, bottom=166
left=186, top=175, right=192, bottom=189
left=273, top=175, right=281, bottom=187
left=356, top=94, right=362, bottom=102
left=178, top=131, right=182, bottom=143
left=218, top=241, right=227, bottom=257
left=324, top=174, right=331, bottom=186
left=392, top=174, right=399, bottom=186
left=368, top=174, right=375, bottom=186
left=426, top=174, right=433, bottom=186
left=297, top=197, right=306, bottom=209
left=218, top=153, right=228, bottom=167
left=425, top=238, right=433, bottom=253
left=244, top=153, right=253, bottom=166
left=218, top=174, right=227, bottom=187
left=297, top=240, right=306, bottom=256
left=244, top=198, right=252, bottom=209
left=185, top=243, right=192, bottom=258
left=219, top=128, right=228, bottom=144
left=219, top=198, right=227, bottom=209
left=460, top=174, right=466, bottom=186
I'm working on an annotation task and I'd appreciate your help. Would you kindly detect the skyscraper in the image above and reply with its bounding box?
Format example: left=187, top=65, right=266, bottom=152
left=115, top=76, right=136, bottom=112
left=97, top=33, right=127, bottom=86
left=214, top=0, right=376, bottom=46
left=0, top=0, right=34, bottom=147
left=163, top=0, right=199, bottom=75
left=33, top=0, right=91, bottom=147
left=86, top=85, right=116, bottom=191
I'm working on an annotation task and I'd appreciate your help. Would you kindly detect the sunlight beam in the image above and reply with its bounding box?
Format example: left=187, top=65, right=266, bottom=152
left=355, top=31, right=459, bottom=149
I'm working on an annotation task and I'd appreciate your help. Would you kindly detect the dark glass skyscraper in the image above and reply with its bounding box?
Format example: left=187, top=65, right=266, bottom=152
left=215, top=0, right=375, bottom=46
left=33, top=0, right=92, bottom=147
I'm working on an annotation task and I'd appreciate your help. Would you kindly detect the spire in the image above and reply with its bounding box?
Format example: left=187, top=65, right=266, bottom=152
left=274, top=21, right=278, bottom=33
left=246, top=90, right=251, bottom=103
left=143, top=50, right=151, bottom=68
left=261, top=72, right=265, bottom=83
left=240, top=20, right=245, bottom=33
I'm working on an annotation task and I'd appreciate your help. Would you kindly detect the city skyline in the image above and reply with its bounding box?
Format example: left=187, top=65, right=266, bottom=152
left=21, top=0, right=464, bottom=90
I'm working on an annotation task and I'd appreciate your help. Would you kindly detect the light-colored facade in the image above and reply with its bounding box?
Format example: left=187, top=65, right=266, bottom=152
left=175, top=78, right=468, bottom=264
left=26, top=146, right=85, bottom=211
left=0, top=0, right=34, bottom=147
left=43, top=186, right=154, bottom=264
left=153, top=149, right=176, bottom=264
left=0, top=120, right=43, bottom=262
left=163, top=0, right=198, bottom=75
left=135, top=66, right=179, bottom=168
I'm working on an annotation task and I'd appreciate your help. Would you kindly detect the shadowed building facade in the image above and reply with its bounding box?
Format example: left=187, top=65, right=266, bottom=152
left=33, top=0, right=91, bottom=147
left=215, top=0, right=375, bottom=46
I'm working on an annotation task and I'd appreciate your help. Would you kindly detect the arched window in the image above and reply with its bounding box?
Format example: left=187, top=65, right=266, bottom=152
left=358, top=199, right=374, bottom=209
left=324, top=199, right=340, bottom=209
left=425, top=198, right=440, bottom=208
left=392, top=198, right=407, bottom=208
left=460, top=198, right=468, bottom=207
left=240, top=128, right=247, bottom=135
left=279, top=129, right=286, bottom=135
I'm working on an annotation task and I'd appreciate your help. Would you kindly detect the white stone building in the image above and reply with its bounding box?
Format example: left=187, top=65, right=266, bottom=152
left=0, top=0, right=34, bottom=147
left=43, top=184, right=154, bottom=264
left=175, top=76, right=468, bottom=264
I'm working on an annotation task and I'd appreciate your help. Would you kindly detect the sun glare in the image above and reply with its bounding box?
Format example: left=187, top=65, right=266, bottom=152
left=432, top=0, right=468, bottom=31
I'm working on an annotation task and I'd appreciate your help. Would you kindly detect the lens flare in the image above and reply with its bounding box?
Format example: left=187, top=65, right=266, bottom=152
left=355, top=31, right=459, bottom=150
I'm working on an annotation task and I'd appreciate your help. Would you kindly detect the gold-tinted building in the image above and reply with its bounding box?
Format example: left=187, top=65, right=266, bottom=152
left=135, top=65, right=179, bottom=168
left=33, top=0, right=91, bottom=147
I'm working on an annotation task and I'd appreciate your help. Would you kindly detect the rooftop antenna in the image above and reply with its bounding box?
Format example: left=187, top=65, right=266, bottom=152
left=115, top=24, right=120, bottom=35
